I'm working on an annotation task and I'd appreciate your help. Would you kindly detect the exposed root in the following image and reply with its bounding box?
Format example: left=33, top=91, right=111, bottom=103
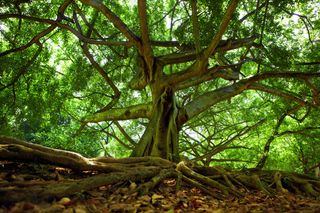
left=290, top=176, right=320, bottom=197
left=135, top=168, right=178, bottom=195
left=234, top=173, right=274, bottom=196
left=1, top=135, right=319, bottom=206
left=270, top=171, right=286, bottom=192
left=0, top=168, right=161, bottom=205
left=181, top=175, right=224, bottom=199
left=176, top=161, right=242, bottom=197
left=0, top=136, right=174, bottom=172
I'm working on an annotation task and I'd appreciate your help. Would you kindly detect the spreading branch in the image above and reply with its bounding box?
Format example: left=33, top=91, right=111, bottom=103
left=178, top=71, right=320, bottom=125
left=173, top=61, right=245, bottom=91
left=202, top=0, right=240, bottom=61
left=78, top=0, right=141, bottom=50
left=179, top=80, right=248, bottom=125
left=138, top=0, right=154, bottom=72
left=0, top=25, right=55, bottom=57
left=190, top=0, right=200, bottom=54
left=82, top=103, right=153, bottom=123
left=239, top=1, right=267, bottom=23
left=248, top=83, right=307, bottom=106
left=161, top=37, right=257, bottom=88
left=81, top=43, right=121, bottom=111
left=282, top=9, right=314, bottom=43
left=193, top=119, right=266, bottom=162
left=0, top=0, right=72, bottom=57
left=0, top=42, right=43, bottom=91
left=158, top=36, right=258, bottom=65
left=0, top=14, right=132, bottom=47
left=114, top=121, right=137, bottom=146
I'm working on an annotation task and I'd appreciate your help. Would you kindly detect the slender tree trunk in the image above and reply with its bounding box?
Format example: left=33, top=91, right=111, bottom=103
left=255, top=136, right=275, bottom=170
left=131, top=88, right=180, bottom=162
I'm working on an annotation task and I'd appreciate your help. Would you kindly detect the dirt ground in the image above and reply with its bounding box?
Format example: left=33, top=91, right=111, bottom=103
left=0, top=161, right=320, bottom=213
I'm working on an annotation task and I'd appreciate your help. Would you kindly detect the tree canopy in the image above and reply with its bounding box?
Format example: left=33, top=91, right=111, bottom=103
left=1, top=0, right=320, bottom=172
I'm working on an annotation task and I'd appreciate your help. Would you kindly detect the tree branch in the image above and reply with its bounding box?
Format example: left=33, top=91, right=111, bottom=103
left=278, top=127, right=320, bottom=137
left=150, top=40, right=189, bottom=49
left=239, top=1, right=267, bottom=23
left=282, top=9, right=314, bottom=43
left=248, top=71, right=320, bottom=82
left=0, top=0, right=72, bottom=57
left=304, top=79, right=320, bottom=106
left=82, top=103, right=153, bottom=123
left=255, top=104, right=313, bottom=169
left=138, top=0, right=154, bottom=72
left=0, top=42, right=43, bottom=91
left=178, top=81, right=249, bottom=125
left=0, top=25, right=55, bottom=57
left=178, top=71, right=320, bottom=125
left=0, top=14, right=132, bottom=47
left=114, top=121, right=137, bottom=146
left=158, top=36, right=258, bottom=65
left=202, top=0, right=240, bottom=60
left=97, top=125, right=134, bottom=150
left=173, top=62, right=245, bottom=91
left=193, top=119, right=265, bottom=162
left=160, top=37, right=257, bottom=88
left=78, top=0, right=141, bottom=49
left=190, top=0, right=200, bottom=54
left=81, top=43, right=121, bottom=112
left=248, top=83, right=307, bottom=106
left=161, top=0, right=241, bottom=88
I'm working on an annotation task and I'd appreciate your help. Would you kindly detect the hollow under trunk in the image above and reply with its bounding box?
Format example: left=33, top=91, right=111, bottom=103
left=131, top=88, right=180, bottom=162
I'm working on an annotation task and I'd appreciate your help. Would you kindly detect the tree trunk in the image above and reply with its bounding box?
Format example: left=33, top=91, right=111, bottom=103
left=131, top=87, right=180, bottom=162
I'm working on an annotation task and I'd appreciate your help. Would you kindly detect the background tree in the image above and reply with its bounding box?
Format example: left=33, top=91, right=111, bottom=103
left=0, top=0, right=319, bottom=168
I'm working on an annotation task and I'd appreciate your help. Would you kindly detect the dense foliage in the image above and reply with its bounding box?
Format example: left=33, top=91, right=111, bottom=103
left=0, top=0, right=319, bottom=173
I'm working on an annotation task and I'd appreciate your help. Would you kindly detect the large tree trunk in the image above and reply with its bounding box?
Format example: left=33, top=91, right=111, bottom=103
left=131, top=88, right=180, bottom=162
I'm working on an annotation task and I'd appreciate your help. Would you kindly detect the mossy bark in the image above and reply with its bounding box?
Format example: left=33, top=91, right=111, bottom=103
left=131, top=88, right=180, bottom=162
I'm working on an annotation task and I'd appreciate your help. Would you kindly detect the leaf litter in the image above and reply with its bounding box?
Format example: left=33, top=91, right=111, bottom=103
left=0, top=161, right=319, bottom=213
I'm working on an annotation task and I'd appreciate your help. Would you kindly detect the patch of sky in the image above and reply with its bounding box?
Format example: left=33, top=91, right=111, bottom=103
left=0, top=23, right=8, bottom=31
left=132, top=90, right=141, bottom=98
left=0, top=23, right=8, bottom=40
left=184, top=128, right=201, bottom=144
left=46, top=38, right=72, bottom=79
left=128, top=0, right=136, bottom=7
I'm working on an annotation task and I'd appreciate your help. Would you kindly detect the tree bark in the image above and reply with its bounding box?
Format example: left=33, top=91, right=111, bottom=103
left=131, top=88, right=180, bottom=162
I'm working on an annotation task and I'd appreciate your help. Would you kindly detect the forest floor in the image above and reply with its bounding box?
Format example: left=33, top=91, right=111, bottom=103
left=0, top=161, right=320, bottom=213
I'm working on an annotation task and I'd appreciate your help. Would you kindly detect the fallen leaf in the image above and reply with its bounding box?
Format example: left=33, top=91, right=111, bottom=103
left=164, top=179, right=176, bottom=187
left=212, top=208, right=225, bottom=213
left=74, top=205, right=87, bottom=213
left=165, top=208, right=175, bottom=213
left=129, top=182, right=137, bottom=190
left=109, top=203, right=136, bottom=212
left=58, top=197, right=72, bottom=206
left=139, top=195, right=151, bottom=203
left=9, top=202, right=40, bottom=213
left=152, top=193, right=164, bottom=200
